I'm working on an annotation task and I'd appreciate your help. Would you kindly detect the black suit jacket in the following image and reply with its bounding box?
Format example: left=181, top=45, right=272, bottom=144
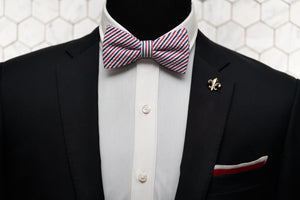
left=0, top=27, right=299, bottom=200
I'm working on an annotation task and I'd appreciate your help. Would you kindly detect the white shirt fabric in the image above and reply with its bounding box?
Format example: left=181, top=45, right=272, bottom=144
left=98, top=1, right=198, bottom=199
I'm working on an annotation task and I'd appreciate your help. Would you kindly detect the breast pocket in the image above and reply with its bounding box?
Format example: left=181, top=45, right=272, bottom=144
left=206, top=156, right=268, bottom=200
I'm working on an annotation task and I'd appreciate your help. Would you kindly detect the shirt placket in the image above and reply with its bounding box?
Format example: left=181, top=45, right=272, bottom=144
left=131, top=59, right=159, bottom=200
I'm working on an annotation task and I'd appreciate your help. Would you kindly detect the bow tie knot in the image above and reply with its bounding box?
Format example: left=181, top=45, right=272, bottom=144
left=141, top=40, right=153, bottom=58
left=102, top=25, right=190, bottom=74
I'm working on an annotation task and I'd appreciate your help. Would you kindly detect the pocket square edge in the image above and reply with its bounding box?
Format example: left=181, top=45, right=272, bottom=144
left=213, top=155, right=268, bottom=176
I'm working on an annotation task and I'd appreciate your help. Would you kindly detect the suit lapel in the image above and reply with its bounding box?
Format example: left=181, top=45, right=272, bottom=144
left=175, top=30, right=236, bottom=200
left=55, top=27, right=105, bottom=200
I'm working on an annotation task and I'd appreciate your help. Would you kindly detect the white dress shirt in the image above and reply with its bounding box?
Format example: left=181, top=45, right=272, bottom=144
left=98, top=1, right=198, bottom=199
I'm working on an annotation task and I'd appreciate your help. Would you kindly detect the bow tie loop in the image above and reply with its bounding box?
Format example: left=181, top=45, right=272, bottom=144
left=102, top=25, right=190, bottom=74
left=140, top=40, right=153, bottom=58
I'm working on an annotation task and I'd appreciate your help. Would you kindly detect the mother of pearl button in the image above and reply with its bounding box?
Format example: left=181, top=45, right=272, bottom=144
left=142, top=104, right=151, bottom=114
left=138, top=173, right=148, bottom=183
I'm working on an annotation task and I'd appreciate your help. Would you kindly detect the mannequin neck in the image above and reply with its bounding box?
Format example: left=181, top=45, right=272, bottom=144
left=106, top=0, right=191, bottom=40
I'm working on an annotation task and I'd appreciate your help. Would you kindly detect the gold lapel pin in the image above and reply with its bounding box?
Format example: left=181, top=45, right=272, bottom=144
left=208, top=77, right=221, bottom=91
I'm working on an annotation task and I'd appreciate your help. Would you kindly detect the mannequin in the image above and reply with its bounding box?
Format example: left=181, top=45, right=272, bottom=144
left=106, top=0, right=191, bottom=40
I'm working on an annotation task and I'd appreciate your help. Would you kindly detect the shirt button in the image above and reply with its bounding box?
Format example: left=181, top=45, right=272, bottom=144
left=142, top=105, right=151, bottom=114
left=138, top=172, right=148, bottom=183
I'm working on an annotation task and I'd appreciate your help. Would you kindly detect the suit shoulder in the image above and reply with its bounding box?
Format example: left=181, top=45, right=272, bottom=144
left=195, top=30, right=296, bottom=85
left=1, top=27, right=99, bottom=73
left=3, top=40, right=68, bottom=69
left=211, top=41, right=298, bottom=113
left=211, top=41, right=297, bottom=85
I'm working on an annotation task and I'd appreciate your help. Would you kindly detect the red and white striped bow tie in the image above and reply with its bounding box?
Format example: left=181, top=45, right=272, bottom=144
left=102, top=25, right=190, bottom=74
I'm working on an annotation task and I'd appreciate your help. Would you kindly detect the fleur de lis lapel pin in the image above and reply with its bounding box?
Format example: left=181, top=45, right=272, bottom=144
left=208, top=77, right=221, bottom=91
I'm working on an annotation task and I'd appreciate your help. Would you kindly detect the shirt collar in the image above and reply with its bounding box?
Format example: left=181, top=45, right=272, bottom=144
left=99, top=0, right=198, bottom=50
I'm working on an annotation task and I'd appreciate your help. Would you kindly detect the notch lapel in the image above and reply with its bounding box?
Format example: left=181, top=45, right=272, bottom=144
left=55, top=27, right=105, bottom=200
left=175, top=30, right=236, bottom=200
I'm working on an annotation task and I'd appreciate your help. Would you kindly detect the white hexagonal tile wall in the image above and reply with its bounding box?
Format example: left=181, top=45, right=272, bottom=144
left=198, top=20, right=216, bottom=42
left=256, top=0, right=268, bottom=3
left=60, top=0, right=87, bottom=24
left=5, top=0, right=31, bottom=22
left=0, top=47, right=3, bottom=61
left=246, top=22, right=274, bottom=53
left=74, top=19, right=98, bottom=39
left=261, top=0, right=289, bottom=28
left=291, top=1, right=300, bottom=27
left=4, top=41, right=30, bottom=61
left=193, top=0, right=202, bottom=21
left=282, top=0, right=299, bottom=4
left=0, top=0, right=300, bottom=78
left=260, top=48, right=287, bottom=72
left=237, top=46, right=259, bottom=60
left=31, top=42, right=50, bottom=52
left=46, top=18, right=73, bottom=44
left=0, top=0, right=3, bottom=17
left=289, top=50, right=300, bottom=77
left=88, top=0, right=104, bottom=22
left=217, top=22, right=244, bottom=50
left=203, top=0, right=231, bottom=26
left=232, top=0, right=260, bottom=27
left=0, top=17, right=17, bottom=46
left=32, top=0, right=59, bottom=23
left=19, top=18, right=45, bottom=47
left=275, top=23, right=300, bottom=53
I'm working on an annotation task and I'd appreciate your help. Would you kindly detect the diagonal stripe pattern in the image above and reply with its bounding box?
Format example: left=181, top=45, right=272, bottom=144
left=102, top=25, right=190, bottom=74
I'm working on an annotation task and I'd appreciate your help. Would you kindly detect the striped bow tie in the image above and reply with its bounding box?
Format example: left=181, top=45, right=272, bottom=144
left=102, top=25, right=190, bottom=74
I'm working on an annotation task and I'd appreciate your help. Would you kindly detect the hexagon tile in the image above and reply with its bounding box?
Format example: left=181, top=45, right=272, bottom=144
left=0, top=0, right=300, bottom=78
